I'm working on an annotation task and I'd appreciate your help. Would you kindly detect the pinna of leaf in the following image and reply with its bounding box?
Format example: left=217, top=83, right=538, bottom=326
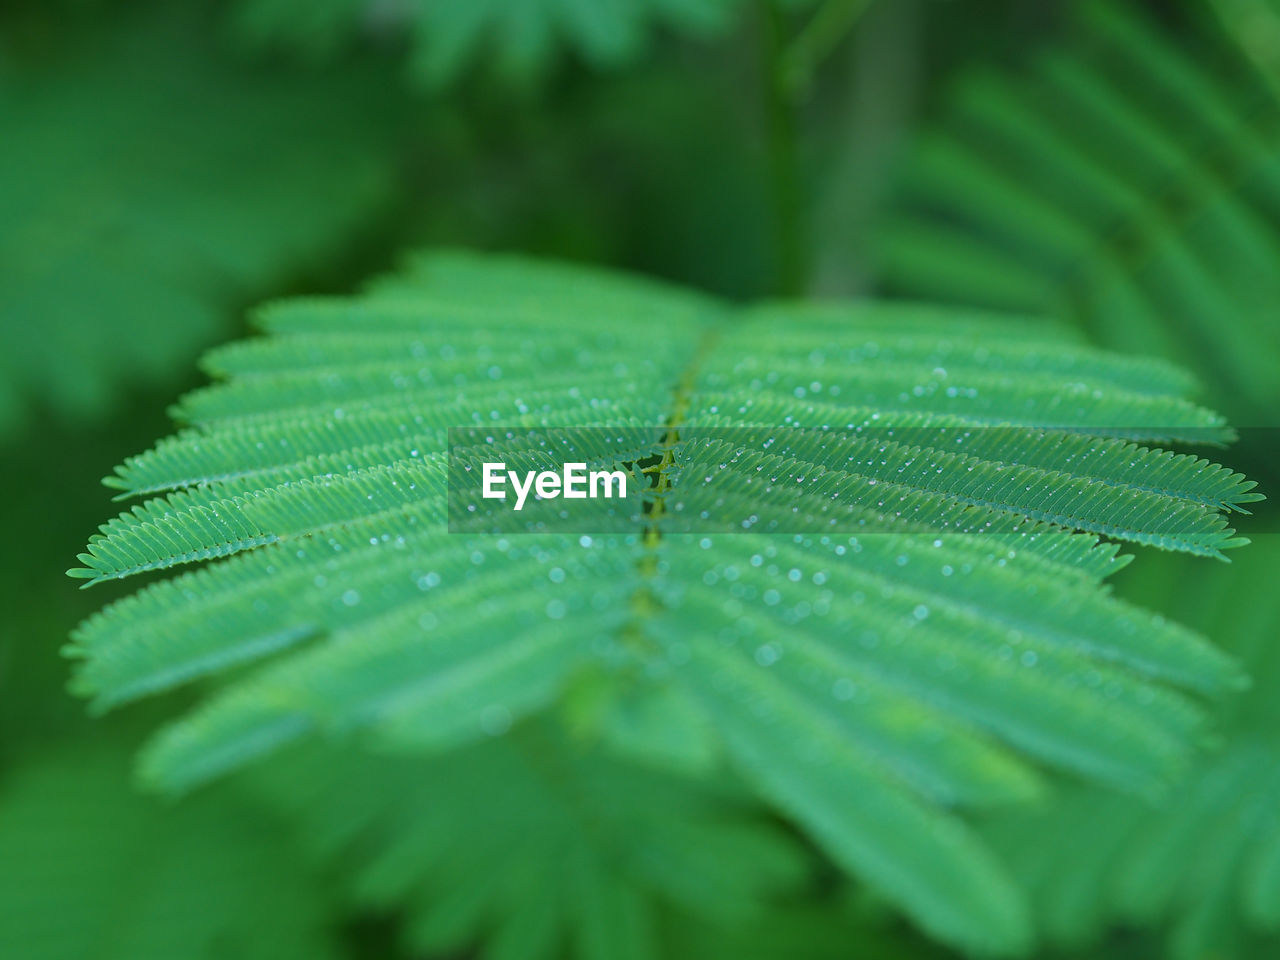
left=67, top=252, right=1260, bottom=955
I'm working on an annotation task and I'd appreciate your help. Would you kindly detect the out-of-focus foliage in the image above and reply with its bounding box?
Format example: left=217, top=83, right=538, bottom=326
left=0, top=3, right=402, bottom=437
left=660, top=894, right=951, bottom=960
left=880, top=1, right=1280, bottom=425
left=229, top=0, right=805, bottom=86
left=0, top=736, right=338, bottom=960
left=982, top=537, right=1280, bottom=960
left=1209, top=0, right=1280, bottom=91
left=250, top=727, right=808, bottom=960
left=67, top=252, right=1258, bottom=955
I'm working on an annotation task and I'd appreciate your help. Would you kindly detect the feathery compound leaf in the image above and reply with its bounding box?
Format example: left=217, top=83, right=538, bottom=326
left=880, top=1, right=1280, bottom=424
left=68, top=251, right=1258, bottom=954
left=0, top=4, right=399, bottom=437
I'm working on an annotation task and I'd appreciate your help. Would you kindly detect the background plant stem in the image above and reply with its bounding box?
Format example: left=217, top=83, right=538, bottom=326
left=764, top=1, right=806, bottom=298
left=764, top=0, right=874, bottom=298
left=782, top=0, right=874, bottom=96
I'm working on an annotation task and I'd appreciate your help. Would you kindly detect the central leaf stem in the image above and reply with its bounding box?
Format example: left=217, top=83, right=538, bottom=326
left=621, top=322, right=724, bottom=639
left=640, top=324, right=723, bottom=554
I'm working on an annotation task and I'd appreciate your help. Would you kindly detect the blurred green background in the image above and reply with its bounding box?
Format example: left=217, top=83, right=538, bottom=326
left=1, top=0, right=1277, bottom=957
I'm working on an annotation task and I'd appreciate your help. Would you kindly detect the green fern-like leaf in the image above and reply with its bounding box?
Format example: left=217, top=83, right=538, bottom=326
left=879, top=1, right=1280, bottom=425
left=0, top=4, right=399, bottom=436
left=67, top=250, right=1259, bottom=954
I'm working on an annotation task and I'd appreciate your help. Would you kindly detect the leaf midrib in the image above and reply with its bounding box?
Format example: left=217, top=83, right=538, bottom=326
left=623, top=320, right=725, bottom=647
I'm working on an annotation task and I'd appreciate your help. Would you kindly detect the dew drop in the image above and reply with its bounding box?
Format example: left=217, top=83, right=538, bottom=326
left=754, top=643, right=781, bottom=666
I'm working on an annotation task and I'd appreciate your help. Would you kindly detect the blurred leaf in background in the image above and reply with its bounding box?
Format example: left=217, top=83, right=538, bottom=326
left=228, top=0, right=793, bottom=87
left=0, top=2, right=406, bottom=437
left=248, top=726, right=809, bottom=960
left=0, top=734, right=339, bottom=960
left=981, top=536, right=1280, bottom=960
left=878, top=2, right=1280, bottom=428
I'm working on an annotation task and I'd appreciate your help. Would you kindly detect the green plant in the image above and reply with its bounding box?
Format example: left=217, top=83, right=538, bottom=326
left=0, top=4, right=402, bottom=436
left=228, top=0, right=804, bottom=86
left=879, top=2, right=1280, bottom=426
left=5, top=0, right=1277, bottom=957
left=980, top=538, right=1280, bottom=960
left=0, top=736, right=338, bottom=960
left=870, top=6, right=1280, bottom=955
left=68, top=251, right=1260, bottom=955
left=247, top=729, right=809, bottom=960
left=989, top=740, right=1280, bottom=959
